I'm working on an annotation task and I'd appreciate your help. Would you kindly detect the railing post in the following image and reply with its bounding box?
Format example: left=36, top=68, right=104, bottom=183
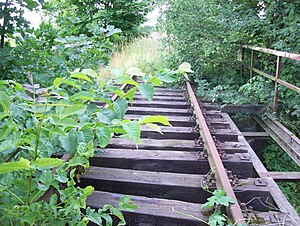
left=273, top=56, right=282, bottom=113
left=250, top=49, right=254, bottom=80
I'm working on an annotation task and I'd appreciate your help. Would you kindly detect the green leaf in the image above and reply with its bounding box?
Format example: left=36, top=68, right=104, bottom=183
left=0, top=123, right=13, bottom=141
left=145, top=123, right=163, bottom=134
left=31, top=158, right=63, bottom=168
left=0, top=140, right=13, bottom=152
left=59, top=130, right=79, bottom=155
left=97, top=127, right=111, bottom=148
left=70, top=91, right=96, bottom=102
left=101, top=214, right=113, bottom=226
left=139, top=115, right=171, bottom=126
left=97, top=108, right=117, bottom=124
left=126, top=67, right=145, bottom=77
left=116, top=76, right=138, bottom=87
left=123, top=88, right=136, bottom=103
left=138, top=83, right=154, bottom=102
left=87, top=208, right=102, bottom=225
left=0, top=158, right=31, bottom=174
left=68, top=156, right=89, bottom=167
left=81, top=68, right=98, bottom=78
left=61, top=104, right=87, bottom=117
left=119, top=195, right=137, bottom=211
left=107, top=86, right=125, bottom=97
left=149, top=77, right=161, bottom=86
left=71, top=72, right=92, bottom=83
left=178, top=62, right=194, bottom=73
left=0, top=91, right=11, bottom=113
left=113, top=98, right=128, bottom=119
left=53, top=78, right=64, bottom=88
left=122, top=121, right=141, bottom=143
left=157, top=70, right=178, bottom=83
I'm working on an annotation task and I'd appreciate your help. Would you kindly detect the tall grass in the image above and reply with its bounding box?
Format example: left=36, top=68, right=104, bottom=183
left=109, top=33, right=166, bottom=72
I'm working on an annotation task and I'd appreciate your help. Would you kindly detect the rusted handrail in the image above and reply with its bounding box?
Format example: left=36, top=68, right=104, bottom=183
left=186, top=82, right=245, bottom=224
left=242, top=45, right=300, bottom=113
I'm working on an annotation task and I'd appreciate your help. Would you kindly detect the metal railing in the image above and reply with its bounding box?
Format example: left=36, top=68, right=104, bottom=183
left=242, top=45, right=300, bottom=113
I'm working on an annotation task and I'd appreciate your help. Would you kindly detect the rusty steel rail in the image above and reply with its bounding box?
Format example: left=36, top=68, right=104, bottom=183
left=186, top=82, right=245, bottom=224
left=242, top=45, right=300, bottom=113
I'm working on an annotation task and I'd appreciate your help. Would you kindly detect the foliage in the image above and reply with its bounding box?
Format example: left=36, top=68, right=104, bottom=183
left=0, top=63, right=190, bottom=225
left=0, top=0, right=43, bottom=48
left=201, top=189, right=236, bottom=226
left=0, top=21, right=118, bottom=85
left=46, top=0, right=154, bottom=39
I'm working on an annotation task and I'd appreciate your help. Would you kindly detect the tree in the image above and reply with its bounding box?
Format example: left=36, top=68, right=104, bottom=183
left=0, top=0, right=42, bottom=48
left=46, top=0, right=154, bottom=38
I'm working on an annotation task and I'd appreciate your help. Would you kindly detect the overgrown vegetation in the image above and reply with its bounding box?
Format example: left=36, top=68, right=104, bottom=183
left=161, top=0, right=300, bottom=215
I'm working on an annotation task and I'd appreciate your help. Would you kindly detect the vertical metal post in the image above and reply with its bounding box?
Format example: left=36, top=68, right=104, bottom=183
left=250, top=50, right=254, bottom=80
left=273, top=56, right=282, bottom=113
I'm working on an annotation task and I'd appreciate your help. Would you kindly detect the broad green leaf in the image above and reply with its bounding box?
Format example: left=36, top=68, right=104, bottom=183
left=101, top=214, right=113, bottom=226
left=157, top=70, right=178, bottom=83
left=126, top=67, right=145, bottom=77
left=107, top=86, right=125, bottom=97
left=97, top=108, right=117, bottom=124
left=70, top=91, right=96, bottom=102
left=123, top=88, right=136, bottom=103
left=113, top=98, right=128, bottom=119
left=122, top=121, right=141, bottom=143
left=149, top=77, right=161, bottom=86
left=145, top=123, right=163, bottom=134
left=61, top=104, right=87, bottom=117
left=81, top=68, right=98, bottom=78
left=0, top=140, right=13, bottom=152
left=116, top=76, right=138, bottom=87
left=0, top=123, right=13, bottom=141
left=68, top=156, right=89, bottom=167
left=0, top=158, right=31, bottom=174
left=71, top=72, right=92, bottom=83
left=119, top=195, right=137, bottom=211
left=138, top=83, right=154, bottom=102
left=97, top=127, right=111, bottom=148
left=53, top=77, right=64, bottom=87
left=178, top=62, right=194, bottom=73
left=31, top=158, right=63, bottom=168
left=87, top=208, right=102, bottom=225
left=59, top=130, right=79, bottom=155
left=50, top=116, right=79, bottom=127
left=0, top=91, right=11, bottom=113
left=139, top=115, right=172, bottom=126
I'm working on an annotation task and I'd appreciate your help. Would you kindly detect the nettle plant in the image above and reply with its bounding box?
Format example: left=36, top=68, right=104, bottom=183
left=0, top=63, right=192, bottom=225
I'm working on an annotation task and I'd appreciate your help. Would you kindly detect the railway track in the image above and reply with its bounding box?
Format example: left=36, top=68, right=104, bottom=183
left=81, top=82, right=299, bottom=225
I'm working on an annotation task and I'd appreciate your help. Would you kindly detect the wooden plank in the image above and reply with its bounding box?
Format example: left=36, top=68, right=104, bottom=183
left=107, top=138, right=248, bottom=153
left=131, top=100, right=189, bottom=109
left=221, top=104, right=265, bottom=114
left=125, top=114, right=196, bottom=127
left=242, top=132, right=270, bottom=139
left=87, top=191, right=287, bottom=226
left=136, top=91, right=184, bottom=97
left=127, top=106, right=192, bottom=116
left=87, top=191, right=207, bottom=226
left=107, top=138, right=202, bottom=151
left=90, top=150, right=254, bottom=178
left=133, top=95, right=186, bottom=101
left=141, top=126, right=198, bottom=140
left=260, top=172, right=300, bottom=182
left=82, top=167, right=265, bottom=204
left=254, top=115, right=300, bottom=167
